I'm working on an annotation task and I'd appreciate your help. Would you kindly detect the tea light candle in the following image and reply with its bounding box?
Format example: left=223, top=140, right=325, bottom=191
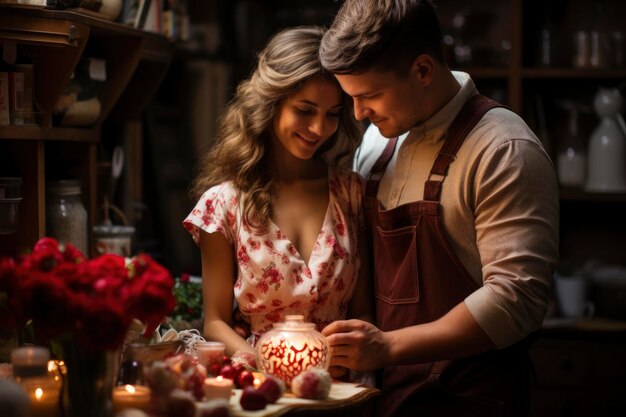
left=252, top=372, right=265, bottom=388
left=112, top=384, right=151, bottom=413
left=203, top=376, right=233, bottom=401
left=195, top=341, right=225, bottom=370
left=11, top=346, right=61, bottom=417
left=29, top=386, right=61, bottom=417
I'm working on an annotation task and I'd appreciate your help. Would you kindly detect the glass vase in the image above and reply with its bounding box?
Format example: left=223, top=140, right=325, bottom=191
left=59, top=335, right=119, bottom=417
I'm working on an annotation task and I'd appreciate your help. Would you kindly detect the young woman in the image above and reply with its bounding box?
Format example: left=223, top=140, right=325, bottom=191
left=183, top=26, right=371, bottom=357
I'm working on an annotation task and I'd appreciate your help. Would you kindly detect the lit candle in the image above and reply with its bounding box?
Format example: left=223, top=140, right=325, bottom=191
left=195, top=341, right=225, bottom=371
left=112, top=384, right=151, bottom=413
left=28, top=386, right=60, bottom=417
left=47, top=361, right=63, bottom=384
left=203, top=376, right=233, bottom=401
left=252, top=372, right=265, bottom=389
left=11, top=347, right=61, bottom=417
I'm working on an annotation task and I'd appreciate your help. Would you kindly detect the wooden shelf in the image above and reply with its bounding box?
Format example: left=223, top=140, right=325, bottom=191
left=0, top=5, right=171, bottom=257
left=522, top=68, right=626, bottom=79
left=560, top=190, right=626, bottom=203
left=0, top=126, right=100, bottom=142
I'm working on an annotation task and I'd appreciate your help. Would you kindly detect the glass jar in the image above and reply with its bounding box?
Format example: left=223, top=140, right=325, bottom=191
left=46, top=180, right=88, bottom=255
left=255, top=315, right=329, bottom=387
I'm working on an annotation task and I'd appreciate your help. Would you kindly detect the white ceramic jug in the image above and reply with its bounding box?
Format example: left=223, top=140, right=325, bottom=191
left=585, top=87, right=626, bottom=192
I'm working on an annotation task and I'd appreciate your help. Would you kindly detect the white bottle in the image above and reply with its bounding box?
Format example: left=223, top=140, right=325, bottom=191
left=585, top=87, right=626, bottom=192
left=556, top=102, right=586, bottom=188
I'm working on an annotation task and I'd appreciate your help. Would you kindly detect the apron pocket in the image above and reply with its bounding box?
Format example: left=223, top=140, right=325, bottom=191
left=374, top=224, right=419, bottom=304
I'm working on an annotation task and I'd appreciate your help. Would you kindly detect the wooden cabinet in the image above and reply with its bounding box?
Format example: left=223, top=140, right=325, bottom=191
left=529, top=324, right=626, bottom=416
left=0, top=5, right=171, bottom=257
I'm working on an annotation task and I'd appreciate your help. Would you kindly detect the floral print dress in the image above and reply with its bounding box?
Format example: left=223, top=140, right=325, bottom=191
left=183, top=168, right=365, bottom=342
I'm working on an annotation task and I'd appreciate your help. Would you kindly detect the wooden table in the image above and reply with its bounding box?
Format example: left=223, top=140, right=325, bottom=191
left=208, top=382, right=380, bottom=417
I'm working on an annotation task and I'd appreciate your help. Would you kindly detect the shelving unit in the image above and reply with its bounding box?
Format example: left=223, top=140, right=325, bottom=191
left=0, top=4, right=171, bottom=257
left=416, top=0, right=626, bottom=267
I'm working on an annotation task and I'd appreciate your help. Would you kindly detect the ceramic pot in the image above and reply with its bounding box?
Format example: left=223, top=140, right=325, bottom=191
left=255, top=315, right=329, bottom=387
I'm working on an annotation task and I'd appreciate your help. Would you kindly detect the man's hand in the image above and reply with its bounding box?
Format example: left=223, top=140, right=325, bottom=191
left=322, top=319, right=390, bottom=372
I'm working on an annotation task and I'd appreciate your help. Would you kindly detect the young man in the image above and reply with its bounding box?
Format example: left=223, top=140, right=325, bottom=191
left=319, top=1, right=559, bottom=416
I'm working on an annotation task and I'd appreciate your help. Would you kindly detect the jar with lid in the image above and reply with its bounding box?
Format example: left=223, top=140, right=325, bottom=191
left=255, top=315, right=329, bottom=387
left=46, top=180, right=88, bottom=255
left=11, top=346, right=62, bottom=417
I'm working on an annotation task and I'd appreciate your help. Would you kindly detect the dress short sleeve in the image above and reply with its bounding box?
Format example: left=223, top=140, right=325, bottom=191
left=183, top=182, right=238, bottom=244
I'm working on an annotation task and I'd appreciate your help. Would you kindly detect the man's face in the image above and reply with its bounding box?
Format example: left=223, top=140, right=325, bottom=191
left=335, top=67, right=425, bottom=138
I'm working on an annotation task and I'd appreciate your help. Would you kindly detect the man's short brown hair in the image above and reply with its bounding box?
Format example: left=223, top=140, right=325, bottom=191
left=320, top=0, right=444, bottom=74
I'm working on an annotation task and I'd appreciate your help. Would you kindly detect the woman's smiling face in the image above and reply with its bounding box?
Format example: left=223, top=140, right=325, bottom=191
left=271, top=76, right=344, bottom=160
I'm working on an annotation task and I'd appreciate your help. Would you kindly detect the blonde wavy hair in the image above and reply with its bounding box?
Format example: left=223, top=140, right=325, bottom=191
left=190, top=26, right=362, bottom=232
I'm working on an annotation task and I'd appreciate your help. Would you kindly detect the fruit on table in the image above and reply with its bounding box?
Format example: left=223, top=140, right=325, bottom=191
left=145, top=361, right=181, bottom=395
left=235, top=369, right=255, bottom=389
left=291, top=368, right=331, bottom=400
left=239, top=386, right=269, bottom=410
left=167, top=389, right=196, bottom=417
left=218, top=364, right=238, bottom=380
left=256, top=375, right=285, bottom=403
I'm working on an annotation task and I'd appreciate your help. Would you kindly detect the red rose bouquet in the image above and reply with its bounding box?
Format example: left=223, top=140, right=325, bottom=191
left=0, top=237, right=176, bottom=351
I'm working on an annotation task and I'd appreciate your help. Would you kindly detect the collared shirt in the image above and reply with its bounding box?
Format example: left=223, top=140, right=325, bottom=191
left=354, top=72, right=559, bottom=348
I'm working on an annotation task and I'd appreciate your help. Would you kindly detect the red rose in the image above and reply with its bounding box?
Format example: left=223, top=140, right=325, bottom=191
left=15, top=270, right=76, bottom=339
left=20, top=246, right=61, bottom=273
left=0, top=238, right=176, bottom=351
left=32, top=237, right=60, bottom=254
left=62, top=243, right=87, bottom=263
left=180, top=273, right=190, bottom=283
left=75, top=296, right=130, bottom=350
left=123, top=254, right=175, bottom=335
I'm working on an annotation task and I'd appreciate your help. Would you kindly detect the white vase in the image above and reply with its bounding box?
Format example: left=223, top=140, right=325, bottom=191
left=585, top=87, right=626, bottom=192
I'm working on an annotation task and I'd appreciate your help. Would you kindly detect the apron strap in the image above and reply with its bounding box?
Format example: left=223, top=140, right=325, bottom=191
left=366, top=136, right=398, bottom=197
left=424, top=95, right=504, bottom=201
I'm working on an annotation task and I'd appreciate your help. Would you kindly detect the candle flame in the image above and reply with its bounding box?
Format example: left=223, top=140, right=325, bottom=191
left=216, top=376, right=223, bottom=382
left=125, top=384, right=136, bottom=394
left=253, top=378, right=261, bottom=388
left=57, top=361, right=67, bottom=375
left=35, top=388, right=43, bottom=400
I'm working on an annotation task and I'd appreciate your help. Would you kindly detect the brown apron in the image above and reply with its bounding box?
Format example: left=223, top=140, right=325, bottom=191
left=366, top=95, right=533, bottom=417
